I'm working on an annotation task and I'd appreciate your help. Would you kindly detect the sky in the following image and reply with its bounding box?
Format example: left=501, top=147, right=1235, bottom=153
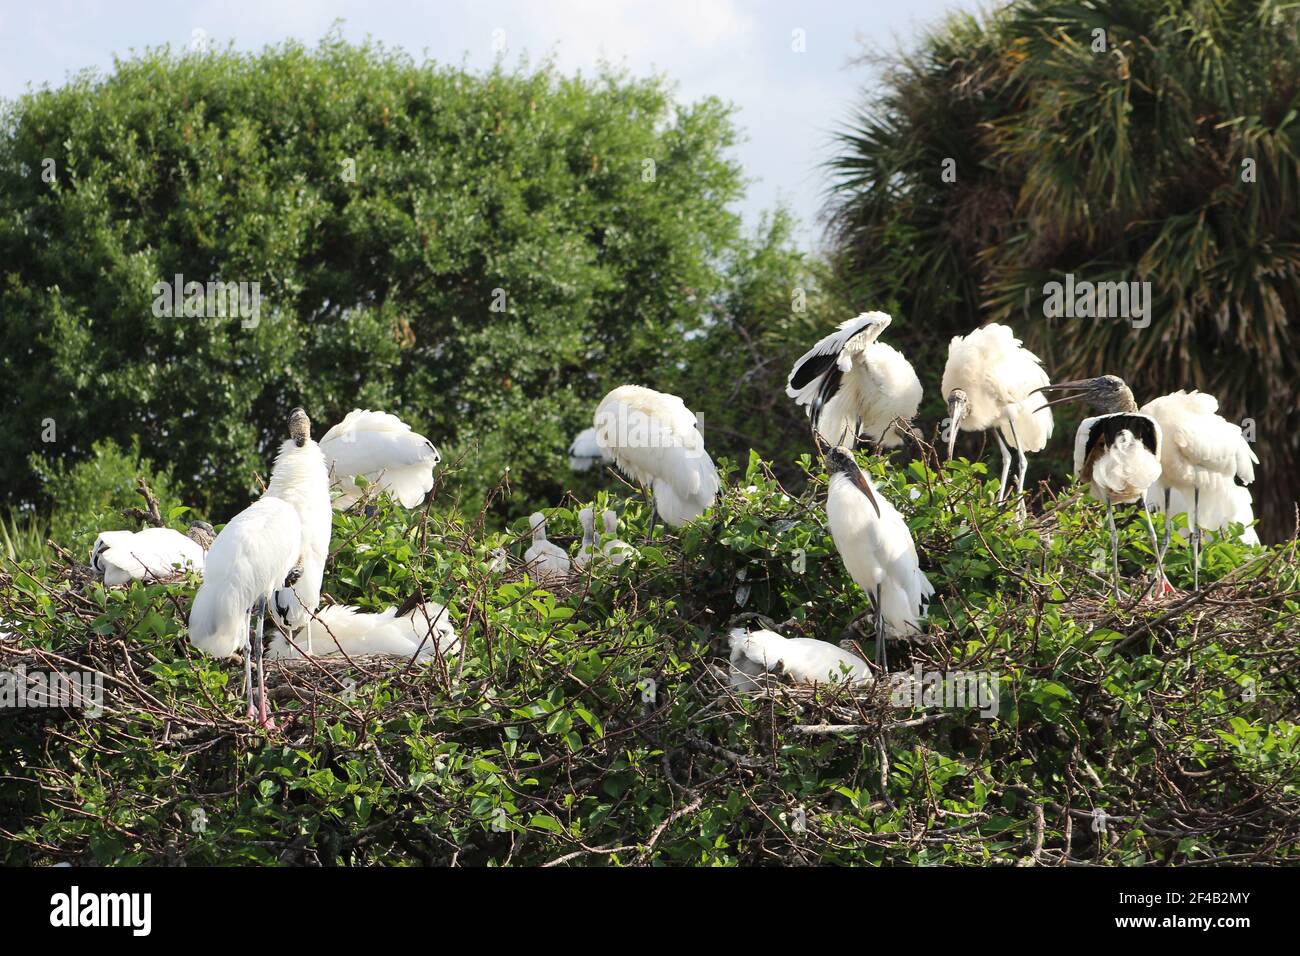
left=0, top=0, right=983, bottom=247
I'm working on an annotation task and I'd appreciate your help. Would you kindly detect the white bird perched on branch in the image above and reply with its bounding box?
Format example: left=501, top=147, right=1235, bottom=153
left=727, top=627, right=871, bottom=691
left=318, top=409, right=441, bottom=510
left=942, top=323, right=1054, bottom=502
left=594, top=385, right=720, bottom=529
left=523, top=512, right=571, bottom=583
left=90, top=522, right=215, bottom=586
left=267, top=602, right=458, bottom=661
left=189, top=408, right=326, bottom=725
left=1140, top=390, right=1259, bottom=586
left=1033, top=376, right=1166, bottom=597
left=568, top=427, right=610, bottom=472
left=786, top=311, right=922, bottom=450
left=824, top=447, right=933, bottom=668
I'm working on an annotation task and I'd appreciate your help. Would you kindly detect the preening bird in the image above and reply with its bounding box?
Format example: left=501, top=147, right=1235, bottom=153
left=824, top=447, right=933, bottom=668
left=90, top=522, right=215, bottom=586
left=1033, top=376, right=1166, bottom=597
left=786, top=311, right=922, bottom=450
left=1140, top=390, right=1259, bottom=586
left=600, top=510, right=634, bottom=566
left=728, top=627, right=871, bottom=691
left=269, top=411, right=334, bottom=655
left=568, top=427, right=610, bottom=472
left=942, top=323, right=1054, bottom=502
left=267, top=602, right=458, bottom=661
left=523, top=512, right=571, bottom=583
left=574, top=507, right=600, bottom=570
left=593, top=385, right=720, bottom=529
left=189, top=408, right=327, bottom=725
left=319, top=409, right=441, bottom=510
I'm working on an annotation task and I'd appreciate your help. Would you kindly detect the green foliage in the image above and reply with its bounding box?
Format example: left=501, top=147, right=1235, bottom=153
left=825, top=0, right=1300, bottom=537
left=2, top=453, right=1295, bottom=865
left=0, top=35, right=754, bottom=523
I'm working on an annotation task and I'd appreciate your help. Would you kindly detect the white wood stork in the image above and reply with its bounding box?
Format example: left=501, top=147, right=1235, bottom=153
left=90, top=522, right=214, bottom=586
left=568, top=426, right=610, bottom=472
left=189, top=409, right=327, bottom=725
left=824, top=447, right=933, bottom=668
left=601, top=510, right=634, bottom=566
left=318, top=409, right=441, bottom=510
left=1033, top=376, right=1166, bottom=597
left=728, top=627, right=871, bottom=691
left=574, top=507, right=599, bottom=570
left=267, top=602, right=458, bottom=661
left=593, top=385, right=720, bottom=529
left=523, top=512, right=571, bottom=583
left=1140, top=390, right=1259, bottom=587
left=1148, top=484, right=1260, bottom=547
left=269, top=409, right=333, bottom=655
left=941, top=323, right=1054, bottom=502
left=786, top=311, right=922, bottom=450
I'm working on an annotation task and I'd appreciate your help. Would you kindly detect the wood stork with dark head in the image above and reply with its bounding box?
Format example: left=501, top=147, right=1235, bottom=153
left=1033, top=376, right=1166, bottom=597
left=1140, top=390, right=1259, bottom=587
left=786, top=311, right=922, bottom=450
left=727, top=627, right=871, bottom=691
left=824, top=446, right=933, bottom=668
left=91, top=522, right=214, bottom=586
left=189, top=408, right=329, bottom=725
left=942, top=324, right=1054, bottom=503
left=318, top=409, right=440, bottom=510
left=594, top=385, right=720, bottom=530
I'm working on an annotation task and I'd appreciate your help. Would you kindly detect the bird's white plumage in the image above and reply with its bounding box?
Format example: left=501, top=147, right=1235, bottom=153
left=91, top=527, right=206, bottom=586
left=523, top=512, right=571, bottom=582
left=269, top=437, right=333, bottom=633
left=941, top=323, right=1054, bottom=450
left=1149, top=483, right=1260, bottom=545
left=1072, top=414, right=1163, bottom=504
left=266, top=602, right=458, bottom=660
left=727, top=628, right=871, bottom=690
left=593, top=385, right=720, bottom=527
left=319, top=409, right=441, bottom=509
left=600, top=510, right=634, bottom=566
left=786, top=313, right=922, bottom=447
left=1140, top=390, right=1258, bottom=532
left=189, top=495, right=302, bottom=658
left=826, top=469, right=933, bottom=639
left=568, top=427, right=609, bottom=471
left=574, top=507, right=599, bottom=570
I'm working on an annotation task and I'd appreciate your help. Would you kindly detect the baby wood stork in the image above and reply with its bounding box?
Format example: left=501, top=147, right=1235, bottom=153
left=1140, top=390, right=1259, bottom=587
left=267, top=602, right=458, bottom=661
left=942, top=324, right=1054, bottom=502
left=189, top=409, right=327, bottom=725
left=574, top=507, right=600, bottom=570
left=728, top=627, right=871, bottom=691
left=825, top=447, right=933, bottom=668
left=90, top=522, right=215, bottom=586
left=1033, top=376, right=1166, bottom=598
left=593, top=385, right=720, bottom=529
left=786, top=311, right=922, bottom=450
left=523, top=512, right=571, bottom=583
left=601, top=510, right=634, bottom=566
left=270, top=410, right=333, bottom=655
left=568, top=427, right=611, bottom=472
left=319, top=409, right=441, bottom=510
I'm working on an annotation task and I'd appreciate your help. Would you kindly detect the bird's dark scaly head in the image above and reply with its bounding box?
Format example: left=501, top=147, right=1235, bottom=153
left=945, top=388, right=970, bottom=460
left=826, top=445, right=881, bottom=518
left=1032, top=375, right=1135, bottom=414
left=187, top=520, right=216, bottom=549
left=288, top=407, right=310, bottom=446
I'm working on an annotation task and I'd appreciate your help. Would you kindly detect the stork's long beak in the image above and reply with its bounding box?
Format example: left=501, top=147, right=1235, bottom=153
left=1031, top=379, right=1096, bottom=409
left=945, top=395, right=967, bottom=461
left=847, top=462, right=881, bottom=519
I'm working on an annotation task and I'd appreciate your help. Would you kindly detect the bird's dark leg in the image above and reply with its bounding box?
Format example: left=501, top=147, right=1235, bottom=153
left=1006, top=417, right=1029, bottom=519
left=253, top=596, right=273, bottom=729
left=1192, top=486, right=1201, bottom=590
left=1141, top=504, right=1171, bottom=597
left=1106, top=500, right=1121, bottom=601
left=1162, top=487, right=1171, bottom=560
left=994, top=432, right=1012, bottom=503
left=874, top=583, right=887, bottom=671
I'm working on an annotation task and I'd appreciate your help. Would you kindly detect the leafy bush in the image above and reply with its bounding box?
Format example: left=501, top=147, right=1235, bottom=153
left=2, top=452, right=1295, bottom=865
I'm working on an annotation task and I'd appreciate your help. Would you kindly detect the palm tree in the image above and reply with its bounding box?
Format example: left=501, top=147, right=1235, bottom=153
left=827, top=0, right=1300, bottom=539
